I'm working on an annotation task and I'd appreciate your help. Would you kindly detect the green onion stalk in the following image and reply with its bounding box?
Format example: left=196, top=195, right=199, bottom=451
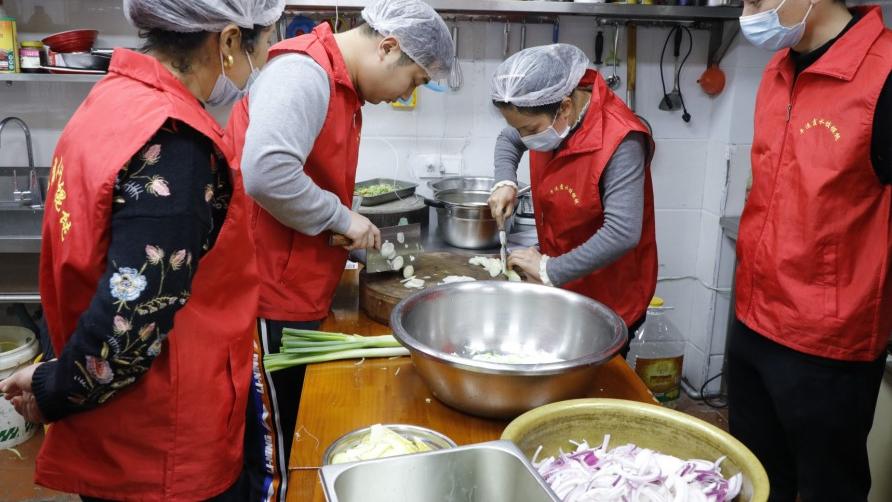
left=262, top=329, right=409, bottom=372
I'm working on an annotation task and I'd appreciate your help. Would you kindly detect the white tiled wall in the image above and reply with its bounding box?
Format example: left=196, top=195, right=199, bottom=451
left=1, top=0, right=787, bottom=392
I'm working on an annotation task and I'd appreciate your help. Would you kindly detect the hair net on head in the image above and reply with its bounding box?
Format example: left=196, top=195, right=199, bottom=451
left=124, top=0, right=285, bottom=33
left=491, top=44, right=590, bottom=107
left=361, top=0, right=454, bottom=80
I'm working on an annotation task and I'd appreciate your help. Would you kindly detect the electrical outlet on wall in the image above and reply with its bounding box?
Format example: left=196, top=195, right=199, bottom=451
left=410, top=153, right=463, bottom=178
left=439, top=155, right=462, bottom=176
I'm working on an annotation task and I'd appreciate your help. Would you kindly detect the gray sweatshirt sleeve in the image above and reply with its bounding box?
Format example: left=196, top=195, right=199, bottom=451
left=493, top=127, right=527, bottom=185
left=241, top=53, right=352, bottom=236
left=546, top=132, right=648, bottom=286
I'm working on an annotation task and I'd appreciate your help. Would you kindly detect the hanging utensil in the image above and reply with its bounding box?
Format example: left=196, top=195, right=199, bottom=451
left=594, top=29, right=604, bottom=69
left=520, top=20, right=527, bottom=50
left=448, top=24, right=463, bottom=91
left=626, top=24, right=637, bottom=111
left=503, top=21, right=511, bottom=59
left=698, top=24, right=737, bottom=97
left=605, top=26, right=621, bottom=90
left=552, top=18, right=560, bottom=44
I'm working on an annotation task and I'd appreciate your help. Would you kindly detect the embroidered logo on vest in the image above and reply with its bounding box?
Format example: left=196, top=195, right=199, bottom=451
left=548, top=183, right=581, bottom=206
left=799, top=117, right=841, bottom=142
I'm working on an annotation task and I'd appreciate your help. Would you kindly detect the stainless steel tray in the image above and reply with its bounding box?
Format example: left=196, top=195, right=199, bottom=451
left=354, top=178, right=417, bottom=206
left=319, top=440, right=560, bottom=502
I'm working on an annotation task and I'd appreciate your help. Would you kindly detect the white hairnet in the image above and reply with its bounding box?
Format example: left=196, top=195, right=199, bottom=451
left=361, top=0, right=454, bottom=80
left=491, top=44, right=590, bottom=107
left=124, top=0, right=285, bottom=32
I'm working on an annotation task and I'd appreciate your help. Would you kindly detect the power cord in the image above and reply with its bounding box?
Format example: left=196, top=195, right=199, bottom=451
left=677, top=26, right=694, bottom=123
left=699, top=371, right=728, bottom=409
left=659, top=25, right=694, bottom=123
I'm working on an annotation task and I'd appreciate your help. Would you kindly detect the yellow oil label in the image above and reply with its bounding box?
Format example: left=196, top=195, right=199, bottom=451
left=0, top=18, right=18, bottom=73
left=635, top=355, right=683, bottom=403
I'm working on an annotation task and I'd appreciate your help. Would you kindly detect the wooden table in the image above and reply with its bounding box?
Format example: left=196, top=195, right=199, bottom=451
left=285, top=270, right=656, bottom=502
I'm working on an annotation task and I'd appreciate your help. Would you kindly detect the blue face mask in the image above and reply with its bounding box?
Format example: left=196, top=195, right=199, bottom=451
left=739, top=0, right=814, bottom=52
left=206, top=51, right=258, bottom=107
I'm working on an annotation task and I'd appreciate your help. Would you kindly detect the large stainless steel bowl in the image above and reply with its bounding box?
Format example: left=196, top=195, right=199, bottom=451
left=390, top=281, right=627, bottom=418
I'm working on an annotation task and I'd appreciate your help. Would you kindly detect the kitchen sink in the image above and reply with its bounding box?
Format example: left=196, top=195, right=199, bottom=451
left=0, top=167, right=47, bottom=254
left=0, top=205, right=43, bottom=254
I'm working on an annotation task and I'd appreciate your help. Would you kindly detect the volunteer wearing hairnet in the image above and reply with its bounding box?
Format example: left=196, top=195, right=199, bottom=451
left=489, top=44, right=658, bottom=350
left=224, top=0, right=452, bottom=498
left=0, top=0, right=283, bottom=499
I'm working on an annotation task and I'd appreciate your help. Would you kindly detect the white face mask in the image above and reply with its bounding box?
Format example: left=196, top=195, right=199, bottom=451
left=739, top=0, right=814, bottom=52
left=206, top=51, right=258, bottom=107
left=520, top=100, right=589, bottom=152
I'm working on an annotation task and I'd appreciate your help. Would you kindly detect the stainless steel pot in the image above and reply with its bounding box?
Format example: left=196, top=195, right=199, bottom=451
left=426, top=189, right=505, bottom=249
left=427, top=176, right=528, bottom=196
left=426, top=186, right=532, bottom=249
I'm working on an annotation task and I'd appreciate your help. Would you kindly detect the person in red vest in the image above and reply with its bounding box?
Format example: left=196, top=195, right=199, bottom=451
left=224, top=1, right=454, bottom=499
left=0, top=0, right=284, bottom=500
left=488, top=44, right=658, bottom=352
left=730, top=0, right=892, bottom=499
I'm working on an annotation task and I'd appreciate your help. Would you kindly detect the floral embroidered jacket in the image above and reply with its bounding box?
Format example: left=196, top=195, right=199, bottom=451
left=31, top=119, right=232, bottom=420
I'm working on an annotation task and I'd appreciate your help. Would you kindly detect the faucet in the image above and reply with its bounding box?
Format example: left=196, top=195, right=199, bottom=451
left=0, top=117, right=42, bottom=209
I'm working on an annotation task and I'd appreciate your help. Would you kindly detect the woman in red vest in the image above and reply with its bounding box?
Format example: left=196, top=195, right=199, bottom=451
left=488, top=44, right=658, bottom=350
left=0, top=0, right=283, bottom=500
left=225, top=1, right=454, bottom=499
left=731, top=0, right=892, bottom=499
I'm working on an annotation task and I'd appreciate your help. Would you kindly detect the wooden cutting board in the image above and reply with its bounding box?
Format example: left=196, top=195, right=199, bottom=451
left=359, top=251, right=499, bottom=326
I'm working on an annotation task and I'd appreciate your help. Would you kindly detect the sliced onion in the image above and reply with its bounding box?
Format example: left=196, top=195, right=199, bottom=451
left=533, top=435, right=743, bottom=502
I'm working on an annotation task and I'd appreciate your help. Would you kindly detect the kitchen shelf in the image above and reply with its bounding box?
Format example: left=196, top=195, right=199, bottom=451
left=285, top=0, right=743, bottom=21
left=1, top=73, right=104, bottom=84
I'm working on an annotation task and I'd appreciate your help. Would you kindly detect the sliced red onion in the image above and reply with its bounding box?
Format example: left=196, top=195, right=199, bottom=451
left=533, top=435, right=744, bottom=502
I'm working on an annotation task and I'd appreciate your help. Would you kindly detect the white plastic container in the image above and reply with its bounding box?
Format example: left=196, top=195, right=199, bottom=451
left=626, top=297, right=685, bottom=407
left=0, top=326, right=39, bottom=448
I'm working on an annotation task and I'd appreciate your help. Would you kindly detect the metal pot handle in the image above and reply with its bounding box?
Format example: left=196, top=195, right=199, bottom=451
left=422, top=196, right=446, bottom=209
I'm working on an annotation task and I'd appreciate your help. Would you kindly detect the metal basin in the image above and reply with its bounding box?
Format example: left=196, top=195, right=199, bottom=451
left=320, top=440, right=560, bottom=502
left=0, top=206, right=43, bottom=253
left=502, top=399, right=770, bottom=502
left=390, top=281, right=626, bottom=418
left=54, top=52, right=111, bottom=71
left=0, top=206, right=43, bottom=235
left=322, top=424, right=456, bottom=465
left=430, top=189, right=510, bottom=249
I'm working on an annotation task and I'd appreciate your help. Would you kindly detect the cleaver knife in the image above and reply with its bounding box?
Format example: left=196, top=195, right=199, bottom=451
left=330, top=223, right=423, bottom=273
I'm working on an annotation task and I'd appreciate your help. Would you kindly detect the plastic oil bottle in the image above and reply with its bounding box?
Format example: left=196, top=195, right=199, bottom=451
left=626, top=297, right=685, bottom=408
left=0, top=0, right=18, bottom=74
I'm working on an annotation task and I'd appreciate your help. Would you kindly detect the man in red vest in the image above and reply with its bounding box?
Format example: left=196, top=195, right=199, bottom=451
left=731, top=0, right=892, bottom=499
left=225, top=1, right=453, bottom=499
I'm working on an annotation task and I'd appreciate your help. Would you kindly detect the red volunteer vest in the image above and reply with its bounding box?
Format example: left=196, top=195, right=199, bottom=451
left=227, top=23, right=362, bottom=321
left=736, top=6, right=892, bottom=361
left=530, top=70, right=658, bottom=327
left=37, top=49, right=259, bottom=500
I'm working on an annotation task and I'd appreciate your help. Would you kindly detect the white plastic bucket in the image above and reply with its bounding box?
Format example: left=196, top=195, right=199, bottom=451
left=0, top=326, right=40, bottom=449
